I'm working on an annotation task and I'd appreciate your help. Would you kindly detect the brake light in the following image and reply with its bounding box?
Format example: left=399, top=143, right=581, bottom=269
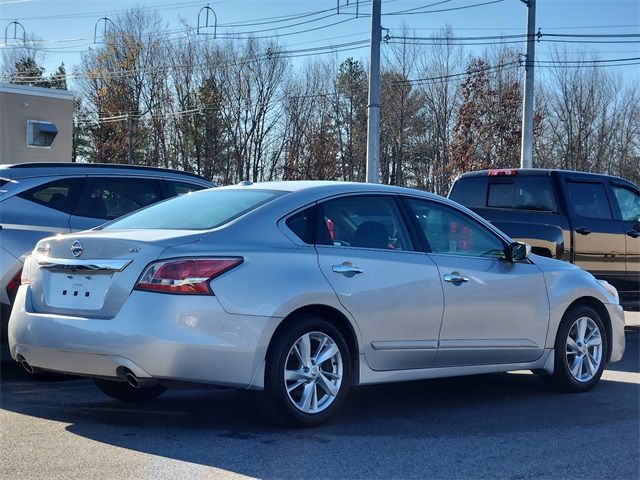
left=488, top=169, right=517, bottom=176
left=135, top=257, right=243, bottom=295
left=8, top=269, right=23, bottom=291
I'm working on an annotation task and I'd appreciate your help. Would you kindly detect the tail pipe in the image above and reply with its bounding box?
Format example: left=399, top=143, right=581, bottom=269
left=122, top=369, right=158, bottom=389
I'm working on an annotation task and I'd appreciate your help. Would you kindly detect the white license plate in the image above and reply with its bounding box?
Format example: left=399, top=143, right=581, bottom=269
left=45, top=272, right=112, bottom=310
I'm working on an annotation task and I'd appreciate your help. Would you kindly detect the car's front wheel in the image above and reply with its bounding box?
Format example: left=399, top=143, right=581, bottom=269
left=542, top=304, right=607, bottom=392
left=256, top=317, right=352, bottom=427
left=94, top=378, right=167, bottom=403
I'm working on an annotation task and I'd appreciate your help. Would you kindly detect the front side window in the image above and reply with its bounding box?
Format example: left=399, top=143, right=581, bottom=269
left=318, top=195, right=412, bottom=251
left=103, top=189, right=286, bottom=230
left=74, top=177, right=163, bottom=220
left=566, top=182, right=612, bottom=220
left=18, top=177, right=84, bottom=213
left=612, top=186, right=640, bottom=222
left=406, top=198, right=505, bottom=258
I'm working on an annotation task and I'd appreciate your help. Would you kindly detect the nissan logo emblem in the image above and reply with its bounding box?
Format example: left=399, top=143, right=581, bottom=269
left=70, top=241, right=83, bottom=257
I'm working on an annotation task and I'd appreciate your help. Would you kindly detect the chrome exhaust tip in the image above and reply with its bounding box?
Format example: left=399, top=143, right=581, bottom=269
left=21, top=359, right=34, bottom=375
left=124, top=372, right=140, bottom=389
left=123, top=370, right=158, bottom=389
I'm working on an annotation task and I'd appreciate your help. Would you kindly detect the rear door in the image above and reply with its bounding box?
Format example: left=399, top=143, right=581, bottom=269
left=314, top=194, right=444, bottom=371
left=564, top=179, right=626, bottom=287
left=610, top=182, right=640, bottom=296
left=69, top=176, right=164, bottom=231
left=403, top=196, right=549, bottom=367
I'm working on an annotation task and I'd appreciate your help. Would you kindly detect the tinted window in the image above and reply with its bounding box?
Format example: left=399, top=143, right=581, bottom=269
left=449, top=177, right=487, bottom=207
left=487, top=177, right=557, bottom=212
left=567, top=182, right=612, bottom=220
left=613, top=186, right=640, bottom=222
left=103, top=189, right=286, bottom=230
left=286, top=207, right=315, bottom=244
left=406, top=198, right=505, bottom=258
left=167, top=180, right=208, bottom=197
left=18, top=177, right=84, bottom=214
left=318, top=196, right=412, bottom=251
left=74, top=177, right=162, bottom=220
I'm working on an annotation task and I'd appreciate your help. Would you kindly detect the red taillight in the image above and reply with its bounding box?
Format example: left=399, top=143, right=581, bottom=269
left=488, top=168, right=517, bottom=176
left=7, top=269, right=23, bottom=291
left=135, top=258, right=243, bottom=295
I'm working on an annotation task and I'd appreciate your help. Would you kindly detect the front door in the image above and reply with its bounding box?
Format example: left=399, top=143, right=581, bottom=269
left=403, top=197, right=549, bottom=367
left=611, top=183, right=640, bottom=298
left=315, top=194, right=444, bottom=371
left=565, top=180, right=626, bottom=288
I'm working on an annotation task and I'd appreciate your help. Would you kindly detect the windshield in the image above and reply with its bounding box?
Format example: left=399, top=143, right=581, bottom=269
left=103, top=188, right=287, bottom=230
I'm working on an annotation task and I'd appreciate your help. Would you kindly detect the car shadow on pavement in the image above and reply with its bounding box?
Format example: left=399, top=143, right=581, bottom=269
left=2, top=342, right=639, bottom=480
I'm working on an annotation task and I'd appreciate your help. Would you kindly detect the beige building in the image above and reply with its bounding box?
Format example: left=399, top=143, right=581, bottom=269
left=0, top=83, right=74, bottom=164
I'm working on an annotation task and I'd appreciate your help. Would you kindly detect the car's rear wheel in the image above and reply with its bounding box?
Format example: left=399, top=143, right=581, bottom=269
left=255, top=317, right=352, bottom=427
left=541, top=304, right=607, bottom=392
left=94, top=378, right=167, bottom=403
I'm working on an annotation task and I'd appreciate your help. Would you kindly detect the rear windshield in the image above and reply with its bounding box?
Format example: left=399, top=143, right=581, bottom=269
left=450, top=176, right=558, bottom=213
left=102, top=189, right=287, bottom=230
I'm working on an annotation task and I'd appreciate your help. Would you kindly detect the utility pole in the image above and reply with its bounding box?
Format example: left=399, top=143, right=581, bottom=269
left=520, top=0, right=536, bottom=169
left=127, top=114, right=133, bottom=165
left=365, top=0, right=381, bottom=183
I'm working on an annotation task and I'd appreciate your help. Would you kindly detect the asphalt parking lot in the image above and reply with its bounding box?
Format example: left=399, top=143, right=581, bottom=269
left=1, top=313, right=638, bottom=480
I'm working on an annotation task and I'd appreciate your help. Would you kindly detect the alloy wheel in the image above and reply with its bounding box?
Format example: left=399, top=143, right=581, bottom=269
left=284, top=331, right=343, bottom=414
left=565, top=316, right=603, bottom=382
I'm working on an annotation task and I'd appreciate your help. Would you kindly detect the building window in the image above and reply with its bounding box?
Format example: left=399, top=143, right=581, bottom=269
left=26, top=120, right=58, bottom=148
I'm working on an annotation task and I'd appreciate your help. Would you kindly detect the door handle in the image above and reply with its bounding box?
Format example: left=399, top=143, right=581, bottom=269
left=443, top=273, right=469, bottom=283
left=332, top=264, right=364, bottom=275
left=576, top=227, right=591, bottom=235
left=627, top=230, right=640, bottom=238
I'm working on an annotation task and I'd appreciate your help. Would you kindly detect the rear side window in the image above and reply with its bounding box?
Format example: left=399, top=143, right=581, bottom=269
left=73, top=177, right=163, bottom=220
left=103, top=189, right=287, bottom=230
left=18, top=177, right=84, bottom=213
left=167, top=180, right=208, bottom=197
left=317, top=195, right=412, bottom=251
left=449, top=178, right=487, bottom=207
left=567, top=182, right=612, bottom=220
left=286, top=207, right=315, bottom=244
left=487, top=177, right=558, bottom=212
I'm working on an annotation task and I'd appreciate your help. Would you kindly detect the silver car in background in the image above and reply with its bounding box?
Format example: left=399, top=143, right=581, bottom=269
left=0, top=162, right=213, bottom=339
left=9, top=181, right=625, bottom=426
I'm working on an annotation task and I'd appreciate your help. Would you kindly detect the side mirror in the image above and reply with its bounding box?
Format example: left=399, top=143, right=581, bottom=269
left=505, top=242, right=531, bottom=262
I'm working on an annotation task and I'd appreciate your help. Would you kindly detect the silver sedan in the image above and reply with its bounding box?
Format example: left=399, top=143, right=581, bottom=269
left=8, top=181, right=626, bottom=426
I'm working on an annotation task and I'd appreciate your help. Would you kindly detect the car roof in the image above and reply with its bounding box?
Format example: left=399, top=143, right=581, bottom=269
left=220, top=180, right=440, bottom=197
left=457, top=168, right=636, bottom=186
left=0, top=162, right=213, bottom=183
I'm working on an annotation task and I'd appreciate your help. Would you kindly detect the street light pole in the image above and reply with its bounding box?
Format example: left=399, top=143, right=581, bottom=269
left=520, top=0, right=536, bottom=169
left=365, top=0, right=381, bottom=183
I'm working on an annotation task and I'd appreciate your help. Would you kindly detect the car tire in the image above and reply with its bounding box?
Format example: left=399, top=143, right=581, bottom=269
left=255, top=316, right=352, bottom=427
left=541, top=304, right=608, bottom=393
left=94, top=378, right=167, bottom=403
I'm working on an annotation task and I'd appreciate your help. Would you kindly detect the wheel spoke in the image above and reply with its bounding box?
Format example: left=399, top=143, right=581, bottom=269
left=321, top=370, right=342, bottom=381
left=566, top=337, right=581, bottom=353
left=570, top=355, right=584, bottom=379
left=299, top=382, right=315, bottom=411
left=576, top=318, right=587, bottom=343
left=297, top=334, right=312, bottom=367
left=585, top=332, right=602, bottom=347
left=312, top=384, right=319, bottom=411
left=584, top=354, right=596, bottom=376
left=287, top=379, right=306, bottom=393
left=316, top=372, right=339, bottom=397
left=314, top=343, right=339, bottom=366
left=285, top=369, right=308, bottom=382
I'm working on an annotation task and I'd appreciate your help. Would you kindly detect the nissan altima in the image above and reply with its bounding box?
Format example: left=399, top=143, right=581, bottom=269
left=8, top=181, right=625, bottom=426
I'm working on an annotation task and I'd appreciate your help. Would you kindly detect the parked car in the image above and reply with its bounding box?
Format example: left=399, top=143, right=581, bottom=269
left=9, top=181, right=625, bottom=426
left=0, top=162, right=214, bottom=339
left=449, top=169, right=640, bottom=306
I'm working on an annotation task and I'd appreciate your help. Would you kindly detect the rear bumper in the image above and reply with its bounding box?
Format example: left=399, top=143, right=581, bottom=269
left=8, top=286, right=279, bottom=389
left=606, top=303, right=625, bottom=363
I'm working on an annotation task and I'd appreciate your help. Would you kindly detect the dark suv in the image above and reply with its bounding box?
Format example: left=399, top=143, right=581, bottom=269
left=0, top=162, right=214, bottom=338
left=449, top=169, right=639, bottom=305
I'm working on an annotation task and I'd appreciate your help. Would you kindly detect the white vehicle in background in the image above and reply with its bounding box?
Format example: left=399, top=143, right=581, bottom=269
left=9, top=181, right=625, bottom=426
